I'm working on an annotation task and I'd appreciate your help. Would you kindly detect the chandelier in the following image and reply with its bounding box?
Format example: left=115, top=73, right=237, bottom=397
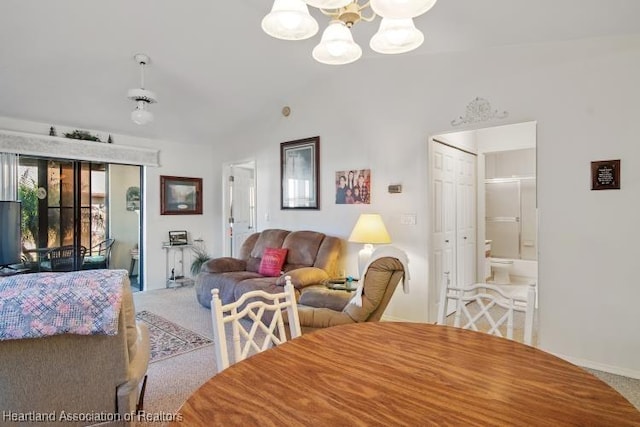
left=127, top=54, right=157, bottom=125
left=261, top=0, right=437, bottom=65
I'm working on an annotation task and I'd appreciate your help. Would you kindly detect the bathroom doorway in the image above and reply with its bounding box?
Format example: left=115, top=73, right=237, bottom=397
left=429, top=121, right=538, bottom=320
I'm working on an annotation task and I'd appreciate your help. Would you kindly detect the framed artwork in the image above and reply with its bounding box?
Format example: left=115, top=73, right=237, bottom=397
left=168, top=230, right=188, bottom=245
left=335, top=169, right=371, bottom=204
left=160, top=175, right=203, bottom=215
left=126, top=186, right=140, bottom=211
left=280, top=136, right=320, bottom=210
left=591, top=159, right=620, bottom=190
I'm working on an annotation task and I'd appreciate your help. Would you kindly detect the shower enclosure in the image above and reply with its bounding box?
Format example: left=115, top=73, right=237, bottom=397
left=485, top=149, right=537, bottom=261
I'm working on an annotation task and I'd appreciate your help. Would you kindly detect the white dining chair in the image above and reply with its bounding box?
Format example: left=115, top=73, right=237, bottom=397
left=437, top=281, right=536, bottom=345
left=211, top=277, right=301, bottom=373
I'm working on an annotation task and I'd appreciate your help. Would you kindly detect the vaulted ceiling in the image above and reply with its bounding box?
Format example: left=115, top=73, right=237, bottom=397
left=1, top=0, right=639, bottom=145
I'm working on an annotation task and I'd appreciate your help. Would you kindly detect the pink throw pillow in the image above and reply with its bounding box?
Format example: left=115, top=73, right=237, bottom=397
left=258, top=247, right=288, bottom=277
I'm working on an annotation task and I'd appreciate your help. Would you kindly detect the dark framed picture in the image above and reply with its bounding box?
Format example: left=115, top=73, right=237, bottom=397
left=591, top=160, right=620, bottom=190
left=280, top=136, right=320, bottom=210
left=168, top=230, right=188, bottom=245
left=160, top=175, right=203, bottom=215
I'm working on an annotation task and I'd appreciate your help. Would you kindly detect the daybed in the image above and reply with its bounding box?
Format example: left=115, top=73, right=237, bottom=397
left=0, top=269, right=149, bottom=427
left=195, top=229, right=342, bottom=308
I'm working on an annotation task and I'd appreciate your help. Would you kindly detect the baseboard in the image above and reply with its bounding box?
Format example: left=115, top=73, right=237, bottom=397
left=552, top=352, right=640, bottom=380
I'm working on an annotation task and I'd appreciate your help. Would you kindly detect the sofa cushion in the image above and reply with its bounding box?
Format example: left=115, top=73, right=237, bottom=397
left=299, top=285, right=352, bottom=311
left=259, top=247, right=288, bottom=277
left=276, top=267, right=329, bottom=289
left=233, top=277, right=296, bottom=302
left=198, top=271, right=264, bottom=307
left=282, top=231, right=325, bottom=269
left=247, top=229, right=290, bottom=273
left=202, top=257, right=247, bottom=273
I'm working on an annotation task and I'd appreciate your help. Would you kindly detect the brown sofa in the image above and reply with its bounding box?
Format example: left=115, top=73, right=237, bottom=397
left=195, top=229, right=343, bottom=309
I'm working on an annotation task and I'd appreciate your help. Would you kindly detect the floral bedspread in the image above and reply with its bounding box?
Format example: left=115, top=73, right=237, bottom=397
left=0, top=269, right=127, bottom=340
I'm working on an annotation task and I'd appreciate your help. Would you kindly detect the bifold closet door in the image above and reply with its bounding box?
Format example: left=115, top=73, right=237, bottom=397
left=431, top=141, right=477, bottom=316
left=432, top=142, right=457, bottom=296
left=455, top=151, right=476, bottom=287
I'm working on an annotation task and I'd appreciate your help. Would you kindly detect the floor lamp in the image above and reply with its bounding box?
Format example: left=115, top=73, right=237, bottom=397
left=348, top=213, right=391, bottom=277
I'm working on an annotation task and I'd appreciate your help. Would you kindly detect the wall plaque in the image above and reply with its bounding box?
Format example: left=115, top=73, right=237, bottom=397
left=591, top=159, right=620, bottom=190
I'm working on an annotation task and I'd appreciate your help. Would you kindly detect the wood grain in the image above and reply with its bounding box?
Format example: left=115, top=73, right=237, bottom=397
left=172, top=322, right=640, bottom=426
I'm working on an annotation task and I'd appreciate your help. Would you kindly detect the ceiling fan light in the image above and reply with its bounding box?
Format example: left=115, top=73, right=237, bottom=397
left=262, top=0, right=319, bottom=40
left=304, top=0, right=352, bottom=8
left=131, top=101, right=154, bottom=125
left=370, top=18, right=424, bottom=54
left=312, top=20, right=362, bottom=65
left=370, top=0, right=438, bottom=18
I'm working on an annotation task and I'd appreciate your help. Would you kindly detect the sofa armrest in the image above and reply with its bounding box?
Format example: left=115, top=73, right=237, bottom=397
left=117, top=322, right=150, bottom=415
left=202, top=257, right=247, bottom=273
left=276, top=267, right=329, bottom=289
left=299, top=285, right=352, bottom=311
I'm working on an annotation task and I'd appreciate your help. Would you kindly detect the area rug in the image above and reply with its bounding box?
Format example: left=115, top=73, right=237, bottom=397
left=136, top=310, right=213, bottom=363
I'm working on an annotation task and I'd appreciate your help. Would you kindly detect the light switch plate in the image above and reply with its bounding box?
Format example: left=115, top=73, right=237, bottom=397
left=400, top=213, right=417, bottom=225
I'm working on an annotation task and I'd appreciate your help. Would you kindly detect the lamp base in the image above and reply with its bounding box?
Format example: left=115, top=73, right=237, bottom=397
left=357, top=244, right=374, bottom=278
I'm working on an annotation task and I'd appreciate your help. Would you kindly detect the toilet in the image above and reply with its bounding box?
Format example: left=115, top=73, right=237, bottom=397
left=490, top=258, right=513, bottom=284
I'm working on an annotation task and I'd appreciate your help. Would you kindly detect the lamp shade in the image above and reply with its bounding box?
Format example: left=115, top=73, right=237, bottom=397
left=370, top=0, right=438, bottom=19
left=131, top=101, right=153, bottom=125
left=348, top=214, right=392, bottom=244
left=262, top=0, right=319, bottom=40
left=312, top=20, right=362, bottom=65
left=370, top=18, right=424, bottom=54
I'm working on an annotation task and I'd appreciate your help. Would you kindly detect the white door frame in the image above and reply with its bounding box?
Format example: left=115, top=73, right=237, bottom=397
left=222, top=160, right=256, bottom=257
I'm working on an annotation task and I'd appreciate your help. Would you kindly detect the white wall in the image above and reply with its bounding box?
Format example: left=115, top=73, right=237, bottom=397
left=214, top=35, right=640, bottom=377
left=0, top=116, right=218, bottom=291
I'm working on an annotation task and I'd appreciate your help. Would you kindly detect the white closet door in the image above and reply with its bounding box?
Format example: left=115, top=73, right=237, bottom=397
left=431, top=141, right=477, bottom=320
left=432, top=142, right=457, bottom=300
left=456, top=151, right=477, bottom=287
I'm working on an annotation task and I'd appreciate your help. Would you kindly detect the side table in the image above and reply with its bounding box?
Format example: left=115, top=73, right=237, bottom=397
left=323, top=277, right=359, bottom=292
left=162, top=244, right=195, bottom=288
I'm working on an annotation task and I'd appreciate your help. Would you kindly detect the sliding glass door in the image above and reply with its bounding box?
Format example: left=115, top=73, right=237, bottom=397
left=17, top=156, right=143, bottom=289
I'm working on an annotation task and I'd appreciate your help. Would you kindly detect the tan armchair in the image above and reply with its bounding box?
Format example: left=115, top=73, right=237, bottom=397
left=295, top=256, right=406, bottom=333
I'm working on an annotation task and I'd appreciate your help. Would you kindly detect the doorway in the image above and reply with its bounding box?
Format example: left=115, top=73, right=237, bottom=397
left=17, top=156, right=144, bottom=288
left=223, top=161, right=256, bottom=257
left=429, top=121, right=538, bottom=321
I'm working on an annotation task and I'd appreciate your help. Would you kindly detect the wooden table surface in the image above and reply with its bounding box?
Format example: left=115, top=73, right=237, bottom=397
left=172, top=322, right=640, bottom=426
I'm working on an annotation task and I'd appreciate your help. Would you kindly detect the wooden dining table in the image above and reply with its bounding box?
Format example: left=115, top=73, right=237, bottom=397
left=172, top=322, right=640, bottom=426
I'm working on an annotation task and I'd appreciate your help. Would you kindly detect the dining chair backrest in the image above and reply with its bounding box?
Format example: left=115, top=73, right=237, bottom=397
left=211, top=277, right=301, bottom=374
left=47, top=245, right=86, bottom=272
left=94, top=238, right=115, bottom=267
left=437, top=281, right=536, bottom=345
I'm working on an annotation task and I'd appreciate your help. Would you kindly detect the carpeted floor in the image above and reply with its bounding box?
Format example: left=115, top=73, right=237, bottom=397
left=133, top=285, right=640, bottom=426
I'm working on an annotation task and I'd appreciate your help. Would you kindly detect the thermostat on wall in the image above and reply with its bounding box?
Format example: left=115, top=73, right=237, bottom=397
left=388, top=184, right=402, bottom=194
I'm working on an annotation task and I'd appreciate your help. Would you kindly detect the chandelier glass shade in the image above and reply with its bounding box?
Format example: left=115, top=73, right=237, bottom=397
left=262, top=0, right=436, bottom=64
left=312, top=20, right=362, bottom=65
left=369, top=0, right=438, bottom=19
left=369, top=18, right=424, bottom=54
left=261, top=0, right=319, bottom=40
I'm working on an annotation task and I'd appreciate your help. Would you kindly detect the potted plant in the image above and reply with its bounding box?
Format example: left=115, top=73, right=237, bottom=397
left=190, top=244, right=211, bottom=276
